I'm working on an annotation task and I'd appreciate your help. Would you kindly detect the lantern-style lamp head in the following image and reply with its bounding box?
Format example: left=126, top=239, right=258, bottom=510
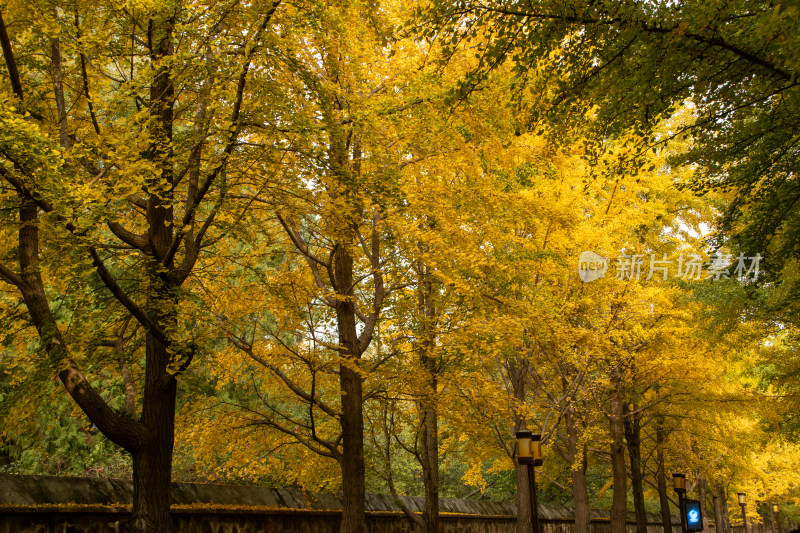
left=672, top=473, right=687, bottom=494
left=516, top=431, right=543, bottom=466
left=737, top=492, right=747, bottom=506
left=772, top=503, right=779, bottom=514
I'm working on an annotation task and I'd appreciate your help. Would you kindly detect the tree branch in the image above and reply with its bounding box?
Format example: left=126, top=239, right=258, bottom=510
left=88, top=247, right=170, bottom=347
left=228, top=334, right=341, bottom=419
left=107, top=221, right=148, bottom=250
left=0, top=263, right=24, bottom=289
left=163, top=1, right=282, bottom=269
left=476, top=6, right=794, bottom=82
left=0, top=8, right=24, bottom=99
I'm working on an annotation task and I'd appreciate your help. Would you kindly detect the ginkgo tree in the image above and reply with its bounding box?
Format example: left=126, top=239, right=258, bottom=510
left=0, top=0, right=288, bottom=530
left=173, top=1, right=473, bottom=531
left=4, top=2, right=800, bottom=533
left=417, top=103, right=726, bottom=533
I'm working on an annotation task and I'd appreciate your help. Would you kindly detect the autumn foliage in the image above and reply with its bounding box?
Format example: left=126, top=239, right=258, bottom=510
left=1, top=1, right=800, bottom=532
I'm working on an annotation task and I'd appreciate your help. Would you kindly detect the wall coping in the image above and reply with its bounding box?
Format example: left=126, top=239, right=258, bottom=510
left=0, top=473, right=679, bottom=525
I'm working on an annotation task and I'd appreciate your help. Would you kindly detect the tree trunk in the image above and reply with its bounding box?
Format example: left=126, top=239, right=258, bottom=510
left=334, top=244, right=367, bottom=533
left=509, top=358, right=532, bottom=533
left=130, top=422, right=173, bottom=531
left=624, top=404, right=647, bottom=533
left=610, top=393, right=628, bottom=533
left=417, top=262, right=440, bottom=533
left=130, top=439, right=173, bottom=532
left=128, top=311, right=177, bottom=531
left=420, top=396, right=439, bottom=533
left=129, top=12, right=177, bottom=530
left=714, top=490, right=726, bottom=533
left=339, top=364, right=366, bottom=533
left=716, top=483, right=730, bottom=533
left=572, top=442, right=590, bottom=533
left=698, top=473, right=708, bottom=531
left=404, top=261, right=439, bottom=533
left=511, top=361, right=531, bottom=533
left=656, top=423, right=672, bottom=533
left=566, top=408, right=590, bottom=533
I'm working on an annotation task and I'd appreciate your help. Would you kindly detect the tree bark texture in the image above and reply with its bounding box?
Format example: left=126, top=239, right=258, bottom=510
left=339, top=363, right=366, bottom=533
left=420, top=397, right=440, bottom=533
left=334, top=243, right=367, bottom=533
left=417, top=262, right=440, bottom=533
left=127, top=13, right=179, bottom=531
left=610, top=393, right=628, bottom=533
left=714, top=492, right=725, bottom=533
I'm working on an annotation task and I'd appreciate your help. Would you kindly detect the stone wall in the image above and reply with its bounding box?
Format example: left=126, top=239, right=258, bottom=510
left=0, top=473, right=688, bottom=533
left=0, top=509, right=682, bottom=533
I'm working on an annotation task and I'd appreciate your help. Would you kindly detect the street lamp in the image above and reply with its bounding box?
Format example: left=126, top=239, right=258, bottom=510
left=673, top=473, right=687, bottom=533
left=738, top=493, right=748, bottom=533
left=516, top=430, right=543, bottom=533
left=772, top=503, right=780, bottom=533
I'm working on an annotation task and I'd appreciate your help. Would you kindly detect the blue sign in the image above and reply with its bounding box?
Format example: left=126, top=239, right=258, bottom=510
left=684, top=500, right=704, bottom=532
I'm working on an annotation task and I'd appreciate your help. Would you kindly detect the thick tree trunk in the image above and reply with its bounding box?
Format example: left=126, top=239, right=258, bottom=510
left=610, top=393, right=628, bottom=533
left=334, top=244, right=367, bottom=533
left=624, top=404, right=647, bottom=533
left=129, top=330, right=177, bottom=532
left=129, top=12, right=177, bottom=530
left=339, top=364, right=366, bottom=533
left=420, top=396, right=439, bottom=533
left=130, top=445, right=173, bottom=531
left=130, top=430, right=173, bottom=531
left=656, top=423, right=672, bottom=533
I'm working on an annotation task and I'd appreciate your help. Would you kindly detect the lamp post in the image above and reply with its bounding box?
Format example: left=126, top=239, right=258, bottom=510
left=772, top=503, right=780, bottom=533
left=673, top=473, right=687, bottom=533
left=516, top=430, right=543, bottom=533
left=738, top=493, right=748, bottom=533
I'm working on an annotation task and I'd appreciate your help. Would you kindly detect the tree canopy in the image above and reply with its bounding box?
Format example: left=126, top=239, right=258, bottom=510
left=2, top=1, right=800, bottom=532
